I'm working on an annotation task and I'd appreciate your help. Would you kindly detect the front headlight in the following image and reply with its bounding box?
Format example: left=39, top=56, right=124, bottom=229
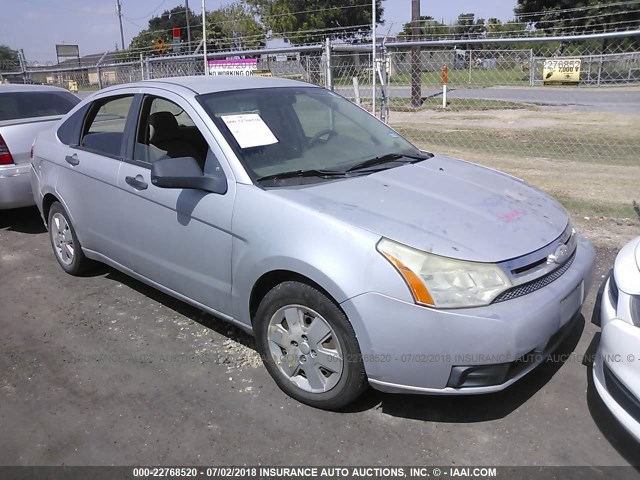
left=377, top=238, right=512, bottom=309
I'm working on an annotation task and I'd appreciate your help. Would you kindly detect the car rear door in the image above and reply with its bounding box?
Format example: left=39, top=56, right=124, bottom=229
left=55, top=94, right=135, bottom=265
left=116, top=89, right=236, bottom=317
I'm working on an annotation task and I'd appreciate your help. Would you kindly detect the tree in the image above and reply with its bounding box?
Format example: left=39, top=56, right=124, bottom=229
left=515, top=0, right=640, bottom=36
left=454, top=13, right=487, bottom=39
left=129, top=5, right=202, bottom=55
left=0, top=45, right=19, bottom=72
left=207, top=3, right=266, bottom=50
left=245, top=0, right=385, bottom=45
left=128, top=2, right=266, bottom=56
left=398, top=16, right=448, bottom=40
left=398, top=13, right=488, bottom=41
left=486, top=18, right=530, bottom=37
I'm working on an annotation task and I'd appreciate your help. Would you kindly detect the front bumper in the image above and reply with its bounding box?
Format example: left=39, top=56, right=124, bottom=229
left=341, top=234, right=595, bottom=394
left=0, top=163, right=34, bottom=209
left=593, top=319, right=640, bottom=442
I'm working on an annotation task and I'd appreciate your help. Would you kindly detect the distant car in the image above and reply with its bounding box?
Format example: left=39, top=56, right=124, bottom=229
left=31, top=76, right=595, bottom=410
left=0, top=84, right=79, bottom=209
left=594, top=236, right=640, bottom=442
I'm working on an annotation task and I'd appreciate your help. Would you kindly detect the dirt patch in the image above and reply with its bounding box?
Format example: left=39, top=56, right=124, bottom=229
left=391, top=107, right=640, bottom=134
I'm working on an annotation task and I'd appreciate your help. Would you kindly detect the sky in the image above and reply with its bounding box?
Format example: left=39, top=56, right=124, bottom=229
left=3, top=0, right=518, bottom=64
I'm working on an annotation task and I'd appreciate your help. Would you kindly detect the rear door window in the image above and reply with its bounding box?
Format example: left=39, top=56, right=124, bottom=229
left=0, top=91, right=80, bottom=121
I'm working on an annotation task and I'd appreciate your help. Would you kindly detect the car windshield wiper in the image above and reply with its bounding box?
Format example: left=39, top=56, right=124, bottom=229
left=346, top=152, right=432, bottom=173
left=255, top=152, right=433, bottom=183
left=255, top=169, right=349, bottom=183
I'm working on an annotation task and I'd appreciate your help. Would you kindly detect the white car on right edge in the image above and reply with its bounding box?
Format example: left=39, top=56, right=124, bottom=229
left=594, top=236, right=640, bottom=442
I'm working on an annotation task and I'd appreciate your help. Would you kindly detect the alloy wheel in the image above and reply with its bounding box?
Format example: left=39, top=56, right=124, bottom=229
left=51, top=212, right=75, bottom=266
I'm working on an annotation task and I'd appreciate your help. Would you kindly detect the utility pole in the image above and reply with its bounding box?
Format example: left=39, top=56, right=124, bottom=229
left=202, top=0, right=208, bottom=75
left=116, top=0, right=125, bottom=50
left=185, top=0, right=192, bottom=53
left=411, top=0, right=421, bottom=107
left=372, top=0, right=376, bottom=116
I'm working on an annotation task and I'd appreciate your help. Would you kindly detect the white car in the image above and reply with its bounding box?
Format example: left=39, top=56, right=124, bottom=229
left=594, top=236, right=640, bottom=442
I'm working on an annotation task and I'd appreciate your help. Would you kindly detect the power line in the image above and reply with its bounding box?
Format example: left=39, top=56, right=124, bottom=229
left=515, top=0, right=640, bottom=18
left=122, top=3, right=374, bottom=42
left=126, top=0, right=170, bottom=21
left=395, top=20, right=640, bottom=41
left=410, top=8, right=640, bottom=26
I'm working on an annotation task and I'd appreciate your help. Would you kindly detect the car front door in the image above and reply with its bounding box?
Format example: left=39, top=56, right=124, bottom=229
left=117, top=90, right=235, bottom=317
left=55, top=94, right=135, bottom=265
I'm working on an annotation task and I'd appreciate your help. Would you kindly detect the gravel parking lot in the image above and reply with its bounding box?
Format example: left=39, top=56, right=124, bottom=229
left=1, top=207, right=639, bottom=467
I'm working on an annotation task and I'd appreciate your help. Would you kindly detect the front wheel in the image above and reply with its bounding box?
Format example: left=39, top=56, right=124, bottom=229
left=254, top=281, right=368, bottom=410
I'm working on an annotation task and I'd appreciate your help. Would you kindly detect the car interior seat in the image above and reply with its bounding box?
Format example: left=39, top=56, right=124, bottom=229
left=147, top=111, right=204, bottom=168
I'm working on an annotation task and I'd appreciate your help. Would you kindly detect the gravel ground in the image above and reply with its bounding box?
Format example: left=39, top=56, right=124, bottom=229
left=1, top=207, right=639, bottom=467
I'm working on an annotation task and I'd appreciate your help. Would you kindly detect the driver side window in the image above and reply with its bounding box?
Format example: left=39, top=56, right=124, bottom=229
left=133, top=96, right=209, bottom=169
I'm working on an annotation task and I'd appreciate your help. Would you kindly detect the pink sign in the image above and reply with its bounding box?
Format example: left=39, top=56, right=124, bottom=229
left=208, top=58, right=258, bottom=76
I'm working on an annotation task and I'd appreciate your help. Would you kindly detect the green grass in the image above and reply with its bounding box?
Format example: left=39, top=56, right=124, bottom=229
left=389, top=98, right=532, bottom=112
left=392, top=66, right=530, bottom=87
left=550, top=195, right=638, bottom=219
left=351, top=97, right=532, bottom=112
left=333, top=66, right=530, bottom=88
left=393, top=125, right=640, bottom=167
left=77, top=85, right=101, bottom=92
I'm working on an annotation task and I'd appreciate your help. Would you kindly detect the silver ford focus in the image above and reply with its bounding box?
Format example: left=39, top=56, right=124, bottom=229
left=31, top=76, right=595, bottom=410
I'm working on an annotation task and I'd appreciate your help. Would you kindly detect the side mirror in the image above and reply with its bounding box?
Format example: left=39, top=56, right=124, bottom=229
left=150, top=156, right=227, bottom=195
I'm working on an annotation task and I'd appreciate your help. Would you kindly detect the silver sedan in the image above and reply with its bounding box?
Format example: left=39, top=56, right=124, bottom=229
left=31, top=76, right=595, bottom=409
left=0, top=84, right=79, bottom=209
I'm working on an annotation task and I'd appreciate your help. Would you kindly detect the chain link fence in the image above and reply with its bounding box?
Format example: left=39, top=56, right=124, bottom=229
left=364, top=35, right=640, bottom=221
left=146, top=50, right=328, bottom=86
left=13, top=31, right=640, bottom=221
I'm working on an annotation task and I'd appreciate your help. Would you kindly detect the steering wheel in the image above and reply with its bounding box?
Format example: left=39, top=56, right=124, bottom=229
left=308, top=129, right=337, bottom=147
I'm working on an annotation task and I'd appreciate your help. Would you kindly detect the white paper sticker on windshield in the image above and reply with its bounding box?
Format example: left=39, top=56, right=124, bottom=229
left=221, top=113, right=278, bottom=149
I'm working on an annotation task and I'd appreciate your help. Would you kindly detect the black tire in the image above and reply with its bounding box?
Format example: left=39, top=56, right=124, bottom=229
left=254, top=281, right=368, bottom=410
left=47, top=201, right=93, bottom=276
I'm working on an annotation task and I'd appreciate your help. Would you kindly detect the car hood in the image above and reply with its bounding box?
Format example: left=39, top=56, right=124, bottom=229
left=270, top=155, right=569, bottom=263
left=614, top=236, right=640, bottom=295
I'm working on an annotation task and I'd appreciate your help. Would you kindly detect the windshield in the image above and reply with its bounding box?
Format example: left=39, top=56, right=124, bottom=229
left=0, top=91, right=80, bottom=121
left=197, top=87, right=424, bottom=183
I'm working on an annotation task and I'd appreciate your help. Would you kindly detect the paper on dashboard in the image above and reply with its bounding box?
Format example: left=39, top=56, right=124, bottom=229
left=221, top=113, right=279, bottom=149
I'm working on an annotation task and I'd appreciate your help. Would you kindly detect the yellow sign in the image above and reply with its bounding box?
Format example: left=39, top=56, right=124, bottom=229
left=154, top=39, right=168, bottom=55
left=68, top=80, right=78, bottom=93
left=254, top=70, right=273, bottom=77
left=543, top=59, right=581, bottom=84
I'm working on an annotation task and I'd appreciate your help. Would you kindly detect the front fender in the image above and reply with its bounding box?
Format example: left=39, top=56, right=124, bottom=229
left=229, top=184, right=413, bottom=329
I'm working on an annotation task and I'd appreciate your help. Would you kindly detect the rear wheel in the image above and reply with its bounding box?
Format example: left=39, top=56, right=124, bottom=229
left=254, top=281, right=368, bottom=410
left=48, top=202, right=93, bottom=275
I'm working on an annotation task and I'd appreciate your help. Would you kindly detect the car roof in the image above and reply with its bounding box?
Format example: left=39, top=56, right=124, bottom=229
left=101, top=75, right=318, bottom=95
left=0, top=84, right=72, bottom=93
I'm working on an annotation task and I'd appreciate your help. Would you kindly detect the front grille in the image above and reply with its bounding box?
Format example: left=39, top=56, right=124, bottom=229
left=492, top=250, right=576, bottom=304
left=603, top=363, right=640, bottom=423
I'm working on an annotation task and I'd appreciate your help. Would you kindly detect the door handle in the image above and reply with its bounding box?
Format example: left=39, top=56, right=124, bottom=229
left=65, top=154, right=79, bottom=166
left=125, top=175, right=148, bottom=190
